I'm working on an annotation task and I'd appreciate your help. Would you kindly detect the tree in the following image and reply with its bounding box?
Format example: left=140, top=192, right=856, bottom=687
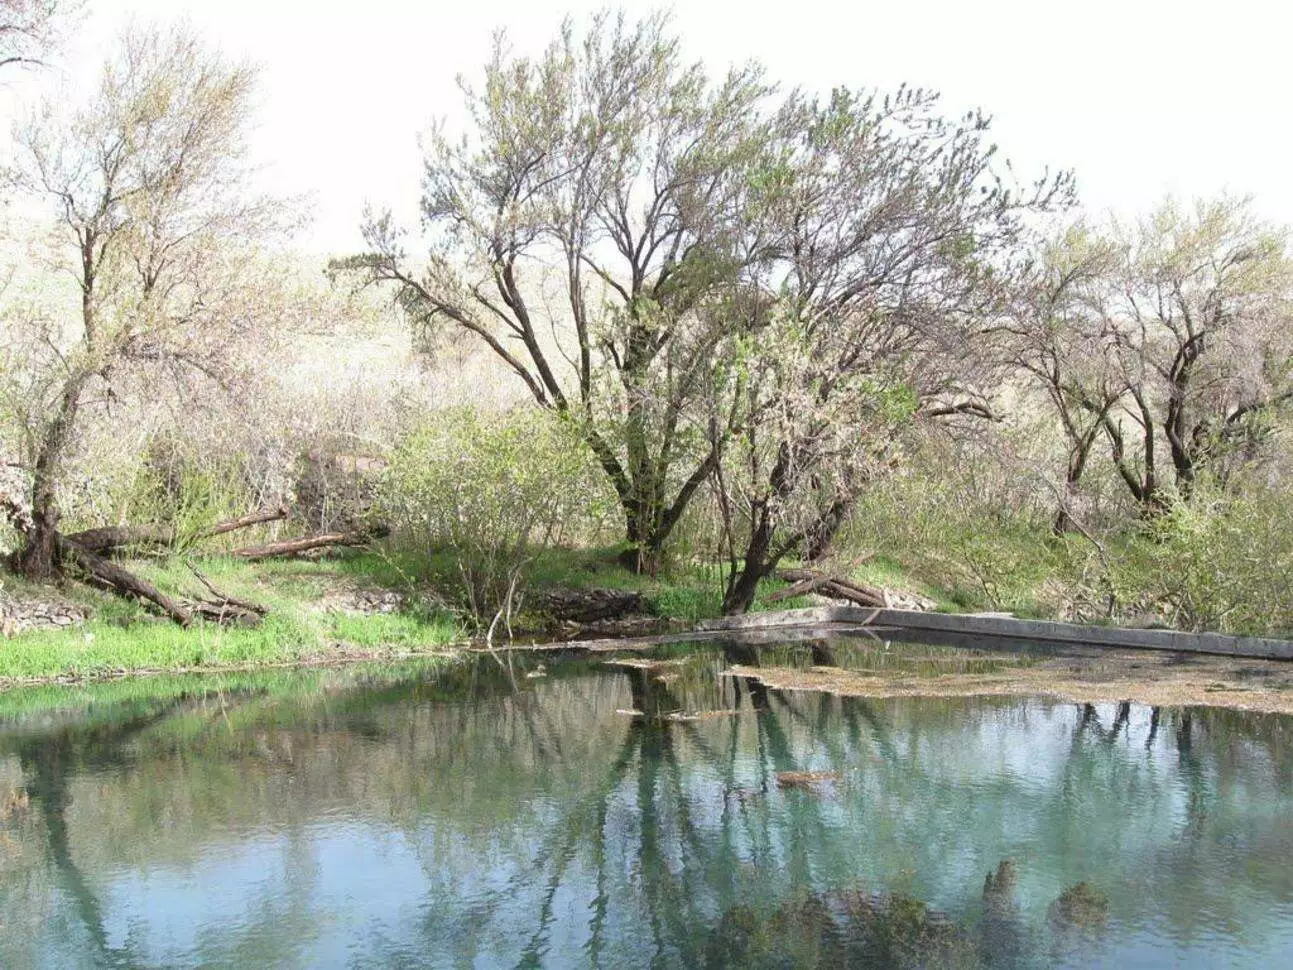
left=1011, top=198, right=1293, bottom=519
left=1, top=24, right=291, bottom=579
left=345, top=12, right=772, bottom=573
left=0, top=0, right=79, bottom=71
left=1001, top=225, right=1127, bottom=533
left=1104, top=198, right=1293, bottom=505
left=713, top=88, right=1071, bottom=612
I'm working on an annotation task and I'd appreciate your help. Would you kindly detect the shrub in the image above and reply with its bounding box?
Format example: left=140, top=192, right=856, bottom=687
left=1107, top=486, right=1293, bottom=635
left=842, top=471, right=1062, bottom=615
left=378, top=407, right=618, bottom=626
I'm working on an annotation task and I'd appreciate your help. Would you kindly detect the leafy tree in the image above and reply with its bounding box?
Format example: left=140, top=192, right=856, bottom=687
left=1104, top=197, right=1293, bottom=504
left=1000, top=224, right=1127, bottom=533
left=1011, top=197, right=1293, bottom=518
left=714, top=88, right=1071, bottom=611
left=1, top=24, right=293, bottom=578
left=344, top=12, right=772, bottom=573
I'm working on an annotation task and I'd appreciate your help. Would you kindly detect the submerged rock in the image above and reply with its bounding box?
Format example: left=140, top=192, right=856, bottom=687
left=775, top=770, right=842, bottom=794
left=707, top=890, right=978, bottom=968
left=1049, top=881, right=1109, bottom=929
left=983, top=859, right=1018, bottom=914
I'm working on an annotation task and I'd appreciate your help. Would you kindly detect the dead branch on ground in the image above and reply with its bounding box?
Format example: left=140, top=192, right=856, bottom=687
left=226, top=525, right=386, bottom=561
left=771, top=568, right=889, bottom=608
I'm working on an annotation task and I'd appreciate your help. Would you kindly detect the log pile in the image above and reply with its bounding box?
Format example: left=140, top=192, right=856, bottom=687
left=18, top=507, right=386, bottom=629
left=768, top=568, right=890, bottom=608
left=768, top=568, right=936, bottom=611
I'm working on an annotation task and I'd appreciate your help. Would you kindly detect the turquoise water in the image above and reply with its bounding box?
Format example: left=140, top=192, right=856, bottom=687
left=0, top=637, right=1291, bottom=967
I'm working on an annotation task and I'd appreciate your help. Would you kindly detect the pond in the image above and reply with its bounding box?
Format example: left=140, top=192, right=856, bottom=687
left=1, top=633, right=1291, bottom=968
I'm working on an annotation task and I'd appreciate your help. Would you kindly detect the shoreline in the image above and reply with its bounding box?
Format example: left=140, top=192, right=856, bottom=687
left=0, top=643, right=466, bottom=691
left=6, top=623, right=1293, bottom=719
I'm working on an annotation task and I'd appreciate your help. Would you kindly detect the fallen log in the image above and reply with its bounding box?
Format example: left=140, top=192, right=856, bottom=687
left=64, top=505, right=290, bottom=557
left=765, top=578, right=827, bottom=603
left=51, top=536, right=270, bottom=628
left=57, top=536, right=194, bottom=626
left=62, top=524, right=174, bottom=556
left=226, top=528, right=378, bottom=561
left=778, top=568, right=884, bottom=595
left=197, top=505, right=291, bottom=540
left=774, top=568, right=888, bottom=609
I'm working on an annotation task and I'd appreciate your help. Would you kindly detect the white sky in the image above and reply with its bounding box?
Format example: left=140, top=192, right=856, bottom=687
left=10, top=0, right=1293, bottom=255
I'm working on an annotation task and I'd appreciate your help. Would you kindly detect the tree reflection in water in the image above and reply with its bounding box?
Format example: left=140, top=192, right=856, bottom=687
left=0, top=640, right=1290, bottom=967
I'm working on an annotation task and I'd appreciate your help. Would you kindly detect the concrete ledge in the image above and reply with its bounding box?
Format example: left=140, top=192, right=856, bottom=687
left=696, top=607, right=1293, bottom=661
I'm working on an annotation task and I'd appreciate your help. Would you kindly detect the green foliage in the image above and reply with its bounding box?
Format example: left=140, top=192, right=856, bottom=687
left=1105, top=487, right=1293, bottom=635
left=125, top=453, right=252, bottom=551
left=838, top=461, right=1293, bottom=636
left=844, top=473, right=1063, bottom=616
left=378, top=407, right=618, bottom=624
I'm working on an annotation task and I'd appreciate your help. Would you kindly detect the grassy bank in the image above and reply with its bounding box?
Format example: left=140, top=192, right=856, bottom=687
left=0, top=555, right=462, bottom=684
left=0, top=546, right=827, bottom=685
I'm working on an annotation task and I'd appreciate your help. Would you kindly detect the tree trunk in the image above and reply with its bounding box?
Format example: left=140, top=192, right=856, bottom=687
left=14, top=514, right=60, bottom=580
left=722, top=565, right=766, bottom=615
left=722, top=445, right=804, bottom=614
left=722, top=510, right=775, bottom=615
left=16, top=372, right=90, bottom=581
left=1052, top=476, right=1080, bottom=536
left=57, top=537, right=194, bottom=626
left=804, top=497, right=851, bottom=563
left=617, top=519, right=664, bottom=576
left=1053, top=427, right=1101, bottom=536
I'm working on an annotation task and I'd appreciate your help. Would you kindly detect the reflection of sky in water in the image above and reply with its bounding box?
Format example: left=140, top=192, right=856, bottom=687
left=2, top=644, right=1292, bottom=968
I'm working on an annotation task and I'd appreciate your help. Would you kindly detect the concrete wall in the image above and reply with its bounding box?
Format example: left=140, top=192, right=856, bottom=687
left=696, top=607, right=1293, bottom=661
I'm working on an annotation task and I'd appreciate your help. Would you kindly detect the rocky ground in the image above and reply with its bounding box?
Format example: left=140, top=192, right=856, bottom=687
left=0, top=587, right=90, bottom=636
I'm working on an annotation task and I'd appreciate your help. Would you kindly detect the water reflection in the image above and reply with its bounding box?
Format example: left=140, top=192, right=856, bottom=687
left=0, top=639, right=1290, bottom=968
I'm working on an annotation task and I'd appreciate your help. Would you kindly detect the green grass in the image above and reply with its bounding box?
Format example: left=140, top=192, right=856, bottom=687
left=0, top=553, right=461, bottom=683
left=4, top=543, right=758, bottom=685
left=0, top=541, right=935, bottom=686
